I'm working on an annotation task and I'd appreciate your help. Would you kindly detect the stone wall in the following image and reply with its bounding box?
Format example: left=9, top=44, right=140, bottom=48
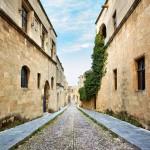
left=96, top=0, right=135, bottom=43
left=0, top=16, right=57, bottom=120
left=81, top=99, right=95, bottom=110
left=56, top=56, right=67, bottom=109
left=96, top=0, right=150, bottom=128
left=0, top=0, right=57, bottom=61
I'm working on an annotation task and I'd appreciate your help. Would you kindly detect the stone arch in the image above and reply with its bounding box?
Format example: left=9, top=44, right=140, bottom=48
left=43, top=80, right=50, bottom=112
left=99, top=23, right=107, bottom=38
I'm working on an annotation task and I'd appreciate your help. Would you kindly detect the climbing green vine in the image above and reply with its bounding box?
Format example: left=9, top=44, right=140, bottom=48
left=79, top=33, right=108, bottom=101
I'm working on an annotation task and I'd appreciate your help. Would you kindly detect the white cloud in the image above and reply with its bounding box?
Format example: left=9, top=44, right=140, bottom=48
left=41, top=0, right=103, bottom=85
left=61, top=42, right=92, bottom=53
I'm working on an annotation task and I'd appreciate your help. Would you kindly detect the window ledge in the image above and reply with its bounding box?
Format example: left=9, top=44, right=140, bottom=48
left=21, top=88, right=29, bottom=91
left=135, top=90, right=146, bottom=94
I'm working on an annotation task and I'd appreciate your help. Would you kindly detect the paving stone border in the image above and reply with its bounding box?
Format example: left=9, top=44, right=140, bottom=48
left=0, top=106, right=68, bottom=150
left=78, top=107, right=150, bottom=150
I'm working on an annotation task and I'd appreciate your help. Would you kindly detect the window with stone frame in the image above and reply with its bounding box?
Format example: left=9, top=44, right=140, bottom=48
left=51, top=77, right=54, bottom=89
left=113, top=69, right=117, bottom=90
left=21, top=66, right=30, bottom=88
left=22, top=6, right=28, bottom=32
left=37, top=73, right=41, bottom=89
left=34, top=16, right=40, bottom=32
left=112, top=10, right=117, bottom=30
left=41, top=27, right=46, bottom=49
left=51, top=40, right=56, bottom=58
left=136, top=57, right=145, bottom=90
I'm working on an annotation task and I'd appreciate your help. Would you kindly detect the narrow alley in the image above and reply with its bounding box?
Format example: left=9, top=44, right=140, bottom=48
left=16, top=105, right=137, bottom=150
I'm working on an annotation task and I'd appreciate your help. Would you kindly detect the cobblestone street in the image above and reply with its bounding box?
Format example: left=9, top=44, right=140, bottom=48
left=16, top=105, right=138, bottom=150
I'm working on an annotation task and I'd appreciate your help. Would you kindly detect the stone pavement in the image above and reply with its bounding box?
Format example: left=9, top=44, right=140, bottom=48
left=16, top=105, right=136, bottom=150
left=78, top=107, right=150, bottom=150
left=0, top=106, right=67, bottom=150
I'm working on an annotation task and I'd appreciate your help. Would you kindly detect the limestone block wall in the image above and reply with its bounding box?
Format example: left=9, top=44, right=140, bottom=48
left=96, top=0, right=150, bottom=127
left=0, top=0, right=22, bottom=26
left=0, top=0, right=57, bottom=61
left=81, top=99, right=95, bottom=110
left=96, top=0, right=135, bottom=43
left=56, top=56, right=67, bottom=109
left=0, top=16, right=57, bottom=120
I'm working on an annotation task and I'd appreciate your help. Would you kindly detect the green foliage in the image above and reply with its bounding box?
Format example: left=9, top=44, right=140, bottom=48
left=79, top=33, right=108, bottom=101
left=84, top=70, right=97, bottom=100
left=105, top=109, right=143, bottom=128
left=91, top=33, right=108, bottom=91
left=0, top=114, right=29, bottom=132
left=79, top=87, right=87, bottom=101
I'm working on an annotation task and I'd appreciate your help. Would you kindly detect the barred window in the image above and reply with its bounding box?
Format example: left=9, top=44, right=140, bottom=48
left=51, top=40, right=56, bottom=58
left=22, top=6, right=28, bottom=32
left=136, top=57, right=145, bottom=90
left=21, top=66, right=30, bottom=88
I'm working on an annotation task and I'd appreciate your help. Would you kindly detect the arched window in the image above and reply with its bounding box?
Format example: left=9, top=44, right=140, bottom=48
left=99, top=24, right=107, bottom=38
left=21, top=66, right=30, bottom=88
left=51, top=77, right=54, bottom=89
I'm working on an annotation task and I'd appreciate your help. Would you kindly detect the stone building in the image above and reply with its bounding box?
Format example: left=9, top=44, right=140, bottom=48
left=56, top=56, right=68, bottom=110
left=0, top=0, right=63, bottom=120
left=96, top=0, right=150, bottom=128
left=67, top=86, right=79, bottom=104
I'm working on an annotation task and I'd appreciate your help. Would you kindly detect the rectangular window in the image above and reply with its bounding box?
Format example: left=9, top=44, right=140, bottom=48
left=22, top=6, right=28, bottom=32
left=41, top=28, right=45, bottom=49
left=113, top=69, right=117, bottom=90
left=136, top=57, right=145, bottom=90
left=34, top=16, right=40, bottom=32
left=51, top=40, right=55, bottom=58
left=37, top=73, right=41, bottom=89
left=112, top=10, right=117, bottom=30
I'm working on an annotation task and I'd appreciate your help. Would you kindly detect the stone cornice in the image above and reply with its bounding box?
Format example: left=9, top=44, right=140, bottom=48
left=95, top=0, right=109, bottom=24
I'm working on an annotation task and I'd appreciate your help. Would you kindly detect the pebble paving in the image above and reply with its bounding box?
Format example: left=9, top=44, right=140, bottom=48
left=16, top=105, right=138, bottom=150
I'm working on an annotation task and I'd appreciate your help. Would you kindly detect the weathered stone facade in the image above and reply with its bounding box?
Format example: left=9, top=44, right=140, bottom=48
left=0, top=0, right=63, bottom=120
left=77, top=75, right=86, bottom=107
left=67, top=86, right=79, bottom=104
left=96, top=0, right=150, bottom=128
left=56, top=56, right=68, bottom=109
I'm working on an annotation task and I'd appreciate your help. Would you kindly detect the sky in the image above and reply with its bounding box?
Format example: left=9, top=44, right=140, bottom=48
left=41, top=0, right=104, bottom=86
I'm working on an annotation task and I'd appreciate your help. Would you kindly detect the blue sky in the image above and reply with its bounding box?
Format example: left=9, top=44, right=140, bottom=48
left=41, top=0, right=104, bottom=85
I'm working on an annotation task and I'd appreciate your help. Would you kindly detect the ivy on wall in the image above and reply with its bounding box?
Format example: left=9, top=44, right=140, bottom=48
left=79, top=33, right=108, bottom=101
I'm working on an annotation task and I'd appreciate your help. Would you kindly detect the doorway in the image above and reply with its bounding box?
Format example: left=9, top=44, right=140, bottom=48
left=43, top=81, right=50, bottom=112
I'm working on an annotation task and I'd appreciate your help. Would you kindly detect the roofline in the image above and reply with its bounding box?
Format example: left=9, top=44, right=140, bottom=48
left=38, top=0, right=57, bottom=37
left=56, top=55, right=64, bottom=71
left=95, top=0, right=109, bottom=24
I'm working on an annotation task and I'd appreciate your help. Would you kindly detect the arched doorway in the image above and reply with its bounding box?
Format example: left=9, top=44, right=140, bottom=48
left=43, top=81, right=50, bottom=112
